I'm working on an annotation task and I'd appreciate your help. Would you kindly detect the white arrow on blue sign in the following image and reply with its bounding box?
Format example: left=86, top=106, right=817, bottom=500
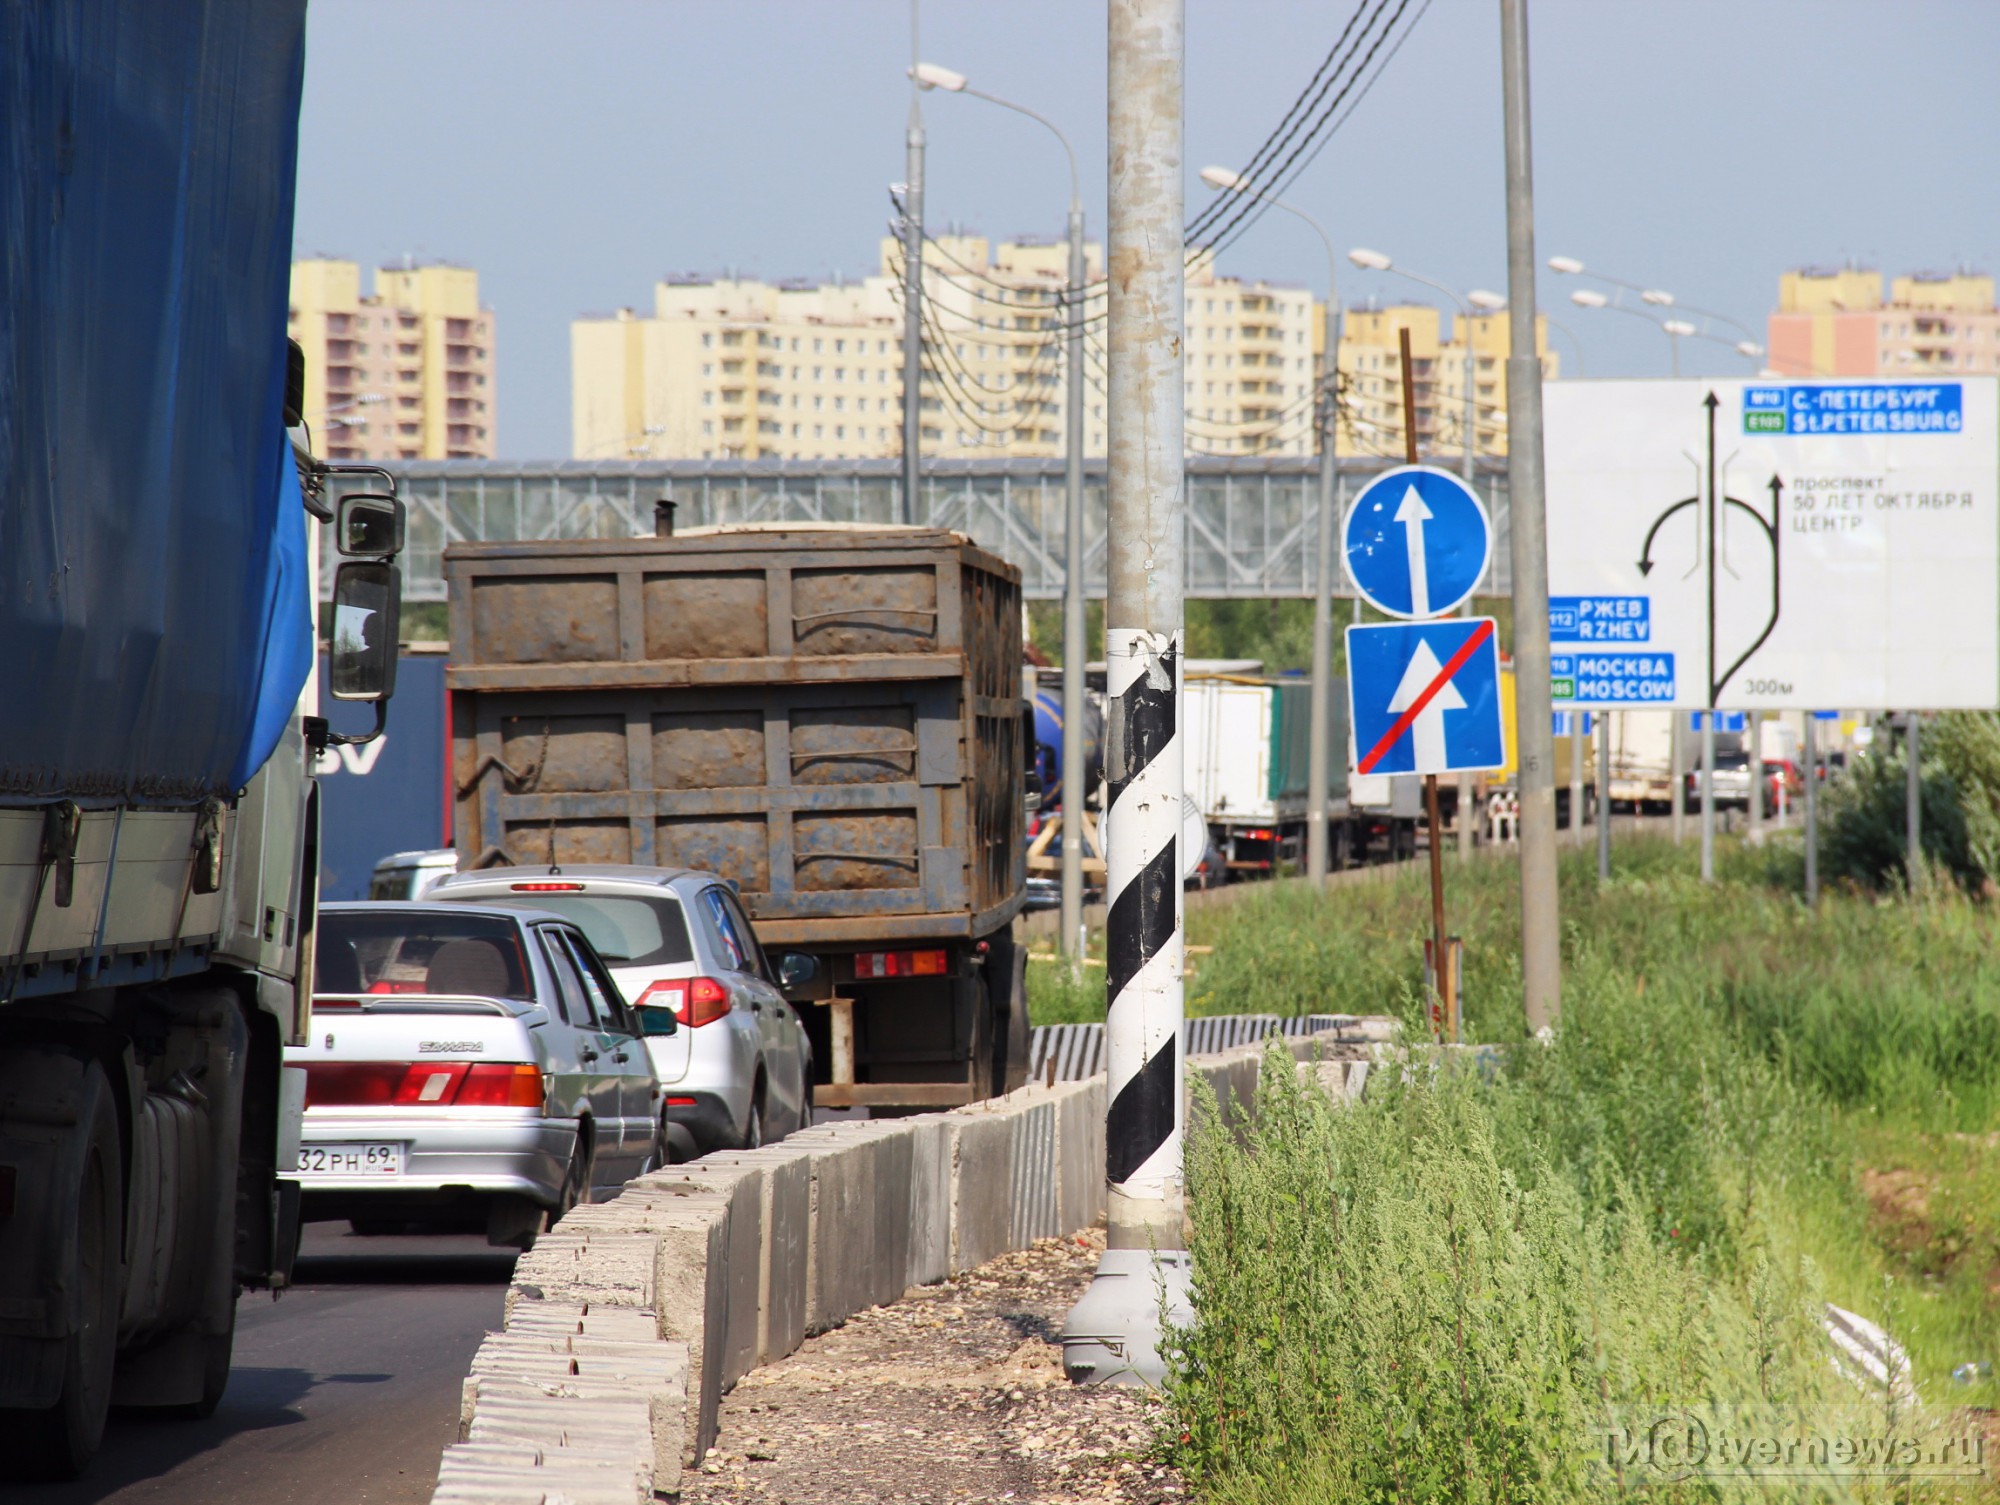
left=1346, top=617, right=1506, bottom=777
left=1343, top=463, right=1492, bottom=620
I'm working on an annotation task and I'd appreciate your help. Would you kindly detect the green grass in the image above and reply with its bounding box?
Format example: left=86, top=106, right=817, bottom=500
left=1123, top=836, right=2000, bottom=1500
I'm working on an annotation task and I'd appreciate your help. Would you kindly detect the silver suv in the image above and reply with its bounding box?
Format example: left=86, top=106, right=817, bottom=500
left=432, top=866, right=812, bottom=1158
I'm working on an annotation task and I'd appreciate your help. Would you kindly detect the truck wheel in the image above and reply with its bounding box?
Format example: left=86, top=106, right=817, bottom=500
left=986, top=930, right=1030, bottom=1096
left=0, top=1060, right=122, bottom=1480
left=174, top=1298, right=236, bottom=1421
left=966, top=977, right=996, bottom=1102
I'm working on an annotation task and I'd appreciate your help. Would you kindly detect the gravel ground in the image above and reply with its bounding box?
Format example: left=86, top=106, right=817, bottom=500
left=680, top=1225, right=1188, bottom=1505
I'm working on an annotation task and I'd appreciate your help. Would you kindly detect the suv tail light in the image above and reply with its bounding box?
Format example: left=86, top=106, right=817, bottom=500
left=304, top=1061, right=545, bottom=1109
left=852, top=949, right=948, bottom=980
left=635, top=976, right=730, bottom=1027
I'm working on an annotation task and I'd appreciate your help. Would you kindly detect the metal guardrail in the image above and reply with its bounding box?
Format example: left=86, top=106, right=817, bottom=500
left=1028, top=1012, right=1361, bottom=1083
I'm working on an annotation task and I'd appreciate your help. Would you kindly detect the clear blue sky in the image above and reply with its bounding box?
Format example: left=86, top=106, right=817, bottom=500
left=294, top=1, right=2000, bottom=459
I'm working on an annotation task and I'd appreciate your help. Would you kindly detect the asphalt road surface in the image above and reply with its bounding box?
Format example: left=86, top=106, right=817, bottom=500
left=17, top=1222, right=513, bottom=1505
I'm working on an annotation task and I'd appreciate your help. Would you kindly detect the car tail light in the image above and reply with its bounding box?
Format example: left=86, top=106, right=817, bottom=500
left=304, top=1061, right=543, bottom=1108
left=511, top=881, right=585, bottom=892
left=304, top=1062, right=405, bottom=1106
left=635, top=976, right=730, bottom=1027
left=365, top=980, right=427, bottom=995
left=1244, top=827, right=1275, bottom=841
left=665, top=1096, right=697, bottom=1107
left=455, top=1063, right=546, bottom=1108
left=852, top=949, right=948, bottom=980
left=394, top=1063, right=469, bottom=1105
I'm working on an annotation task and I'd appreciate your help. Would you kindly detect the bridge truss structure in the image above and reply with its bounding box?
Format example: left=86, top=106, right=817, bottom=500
left=323, top=456, right=1515, bottom=605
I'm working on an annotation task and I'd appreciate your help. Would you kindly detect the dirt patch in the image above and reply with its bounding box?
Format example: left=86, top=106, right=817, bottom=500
left=680, top=1227, right=1185, bottom=1505
left=1860, top=1166, right=1934, bottom=1257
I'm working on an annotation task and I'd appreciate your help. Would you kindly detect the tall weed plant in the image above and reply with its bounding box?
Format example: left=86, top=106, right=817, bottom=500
left=1169, top=1049, right=1971, bottom=1503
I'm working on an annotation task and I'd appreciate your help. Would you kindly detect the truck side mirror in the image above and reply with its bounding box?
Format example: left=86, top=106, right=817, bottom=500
left=328, top=561, right=402, bottom=702
left=337, top=492, right=404, bottom=558
left=774, top=951, right=818, bottom=991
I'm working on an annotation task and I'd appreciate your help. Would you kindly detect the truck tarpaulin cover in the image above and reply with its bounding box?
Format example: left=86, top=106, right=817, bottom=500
left=0, top=1, right=312, bottom=804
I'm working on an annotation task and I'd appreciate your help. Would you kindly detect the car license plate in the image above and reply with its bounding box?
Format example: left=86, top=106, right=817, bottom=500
left=298, top=1142, right=404, bottom=1176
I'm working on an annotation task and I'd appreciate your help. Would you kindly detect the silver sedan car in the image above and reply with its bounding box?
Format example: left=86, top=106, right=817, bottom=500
left=293, top=901, right=668, bottom=1247
left=432, top=866, right=812, bottom=1159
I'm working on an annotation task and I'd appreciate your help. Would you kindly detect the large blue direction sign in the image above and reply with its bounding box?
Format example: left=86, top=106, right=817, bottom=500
left=1344, top=464, right=1492, bottom=619
left=1346, top=618, right=1506, bottom=777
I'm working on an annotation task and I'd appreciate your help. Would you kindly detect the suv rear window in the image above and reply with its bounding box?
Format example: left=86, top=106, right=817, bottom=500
left=476, top=894, right=693, bottom=968
left=317, top=911, right=533, bottom=1000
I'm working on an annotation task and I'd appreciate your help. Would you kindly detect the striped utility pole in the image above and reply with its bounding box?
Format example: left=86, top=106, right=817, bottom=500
left=1060, top=0, right=1189, bottom=1389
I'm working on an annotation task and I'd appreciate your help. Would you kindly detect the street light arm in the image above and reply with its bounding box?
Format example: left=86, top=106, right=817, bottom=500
left=1377, top=262, right=1471, bottom=317
left=1672, top=302, right=1761, bottom=343
left=1560, top=262, right=1760, bottom=343
left=961, top=84, right=1081, bottom=211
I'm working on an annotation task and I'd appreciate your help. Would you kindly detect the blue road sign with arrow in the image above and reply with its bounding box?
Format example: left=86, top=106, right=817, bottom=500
left=1347, top=617, right=1506, bottom=777
left=1344, top=464, right=1492, bottom=620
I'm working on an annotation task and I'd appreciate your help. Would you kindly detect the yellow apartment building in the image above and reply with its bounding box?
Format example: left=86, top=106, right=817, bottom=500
left=1337, top=301, right=1554, bottom=459
left=289, top=258, right=497, bottom=461
left=571, top=238, right=1331, bottom=460
left=1768, top=266, right=2000, bottom=378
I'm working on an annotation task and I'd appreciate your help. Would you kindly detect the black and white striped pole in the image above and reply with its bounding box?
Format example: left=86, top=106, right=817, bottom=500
left=1061, top=0, right=1190, bottom=1388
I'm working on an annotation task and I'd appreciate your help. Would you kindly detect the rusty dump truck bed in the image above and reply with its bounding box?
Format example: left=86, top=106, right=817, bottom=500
left=445, top=526, right=1026, bottom=945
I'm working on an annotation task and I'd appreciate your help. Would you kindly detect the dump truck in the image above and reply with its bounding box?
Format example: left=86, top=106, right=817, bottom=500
left=445, top=524, right=1030, bottom=1110
left=0, top=1, right=402, bottom=1477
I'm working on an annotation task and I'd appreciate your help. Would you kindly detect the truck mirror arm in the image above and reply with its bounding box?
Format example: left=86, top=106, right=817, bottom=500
left=304, top=703, right=387, bottom=757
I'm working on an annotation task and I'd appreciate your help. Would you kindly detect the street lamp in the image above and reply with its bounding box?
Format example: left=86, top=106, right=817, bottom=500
left=1345, top=247, right=1501, bottom=862
left=1344, top=249, right=1495, bottom=486
left=1548, top=255, right=1763, bottom=347
left=918, top=61, right=1092, bottom=957
left=1569, top=289, right=1760, bottom=376
left=1200, top=165, right=1344, bottom=884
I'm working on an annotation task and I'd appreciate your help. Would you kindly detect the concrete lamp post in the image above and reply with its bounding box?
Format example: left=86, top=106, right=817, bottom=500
left=913, top=60, right=1093, bottom=962
left=1198, top=165, right=1346, bottom=885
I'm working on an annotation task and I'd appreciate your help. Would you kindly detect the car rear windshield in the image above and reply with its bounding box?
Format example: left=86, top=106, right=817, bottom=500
left=477, top=895, right=693, bottom=968
left=317, top=911, right=533, bottom=1000
left=367, top=868, right=417, bottom=901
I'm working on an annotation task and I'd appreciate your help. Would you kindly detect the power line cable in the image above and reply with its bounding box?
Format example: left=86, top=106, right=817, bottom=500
left=1183, top=0, right=1392, bottom=243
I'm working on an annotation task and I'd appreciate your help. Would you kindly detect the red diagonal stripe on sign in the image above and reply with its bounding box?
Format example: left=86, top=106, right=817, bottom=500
left=1357, top=618, right=1496, bottom=775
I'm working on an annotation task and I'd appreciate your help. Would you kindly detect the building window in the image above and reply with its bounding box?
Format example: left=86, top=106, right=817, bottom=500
left=813, top=338, right=824, bottom=353
left=702, top=333, right=714, bottom=348
left=702, top=392, right=714, bottom=406
left=702, top=420, right=714, bottom=435
left=834, top=339, right=846, bottom=354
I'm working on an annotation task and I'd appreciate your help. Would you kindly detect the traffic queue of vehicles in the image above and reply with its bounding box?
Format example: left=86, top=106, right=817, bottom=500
left=293, top=864, right=824, bottom=1248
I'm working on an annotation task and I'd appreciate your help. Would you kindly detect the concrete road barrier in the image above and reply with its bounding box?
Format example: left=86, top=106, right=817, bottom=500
left=434, top=1014, right=1394, bottom=1503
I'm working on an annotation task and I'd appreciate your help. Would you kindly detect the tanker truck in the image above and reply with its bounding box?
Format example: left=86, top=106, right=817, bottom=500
left=0, top=4, right=401, bottom=1476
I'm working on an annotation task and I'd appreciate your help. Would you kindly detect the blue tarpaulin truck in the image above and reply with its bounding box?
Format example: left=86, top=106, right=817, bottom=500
left=0, top=3, right=401, bottom=1476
